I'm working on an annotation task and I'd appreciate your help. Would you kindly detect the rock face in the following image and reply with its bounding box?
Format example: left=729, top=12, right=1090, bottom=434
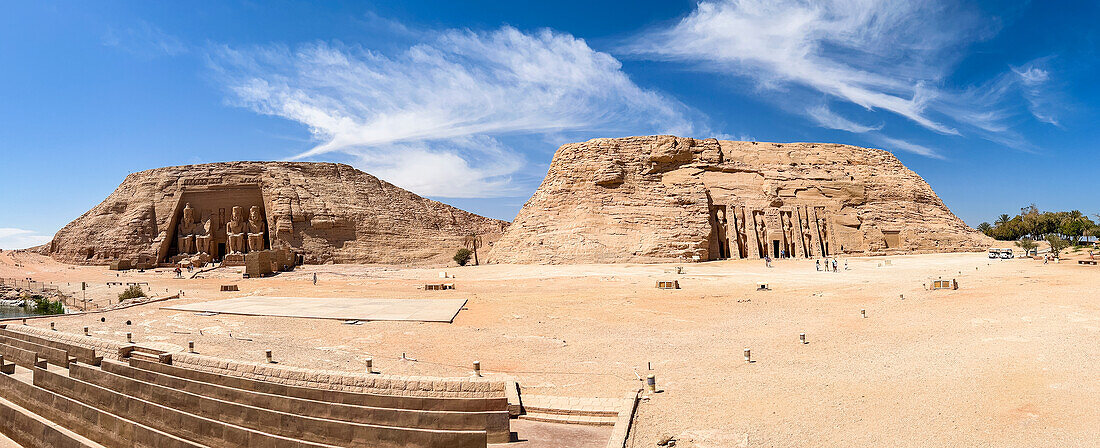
left=489, top=136, right=992, bottom=264
left=44, top=162, right=507, bottom=265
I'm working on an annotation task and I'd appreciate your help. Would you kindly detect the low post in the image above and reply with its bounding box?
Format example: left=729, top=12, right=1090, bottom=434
left=861, top=309, right=867, bottom=318
left=744, top=348, right=751, bottom=363
left=188, top=341, right=195, bottom=353
left=126, top=333, right=132, bottom=343
left=800, top=333, right=807, bottom=344
left=473, top=360, right=482, bottom=377
left=265, top=350, right=273, bottom=363
left=50, top=322, right=55, bottom=331
left=83, top=326, right=89, bottom=336
left=646, top=374, right=656, bottom=392
left=21, top=318, right=26, bottom=325
left=366, top=358, right=374, bottom=374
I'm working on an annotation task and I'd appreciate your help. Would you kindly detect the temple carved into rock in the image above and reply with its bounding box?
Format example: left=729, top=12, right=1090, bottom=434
left=489, top=135, right=992, bottom=264
left=42, top=162, right=507, bottom=266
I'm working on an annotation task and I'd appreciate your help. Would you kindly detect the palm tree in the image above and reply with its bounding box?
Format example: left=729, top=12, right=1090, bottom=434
left=995, top=214, right=1011, bottom=227
left=463, top=234, right=483, bottom=266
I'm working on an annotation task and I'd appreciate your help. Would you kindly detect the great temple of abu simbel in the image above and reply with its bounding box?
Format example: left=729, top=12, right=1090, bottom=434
left=41, top=161, right=507, bottom=267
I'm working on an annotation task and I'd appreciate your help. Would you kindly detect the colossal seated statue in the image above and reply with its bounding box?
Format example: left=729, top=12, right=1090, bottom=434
left=226, top=206, right=246, bottom=254
left=246, top=205, right=266, bottom=252
left=176, top=203, right=199, bottom=255
left=195, top=216, right=213, bottom=255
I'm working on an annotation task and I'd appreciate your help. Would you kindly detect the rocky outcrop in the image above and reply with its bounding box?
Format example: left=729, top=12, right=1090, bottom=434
left=489, top=136, right=992, bottom=264
left=44, top=162, right=507, bottom=265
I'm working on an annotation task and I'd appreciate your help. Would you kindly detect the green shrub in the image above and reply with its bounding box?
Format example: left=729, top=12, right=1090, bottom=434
left=118, top=285, right=146, bottom=301
left=454, top=248, right=473, bottom=266
left=31, top=296, right=64, bottom=315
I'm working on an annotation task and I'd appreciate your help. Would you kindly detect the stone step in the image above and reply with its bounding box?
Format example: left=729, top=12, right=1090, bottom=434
left=519, top=395, right=622, bottom=417
left=0, top=394, right=106, bottom=448
left=518, top=410, right=617, bottom=426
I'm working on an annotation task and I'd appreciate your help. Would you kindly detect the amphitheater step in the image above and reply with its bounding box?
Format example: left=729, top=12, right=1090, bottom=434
left=518, top=410, right=617, bottom=426
left=517, top=395, right=624, bottom=426
left=0, top=394, right=106, bottom=448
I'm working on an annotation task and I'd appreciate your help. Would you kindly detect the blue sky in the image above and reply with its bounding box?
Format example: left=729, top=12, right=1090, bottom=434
left=1, top=0, right=1097, bottom=249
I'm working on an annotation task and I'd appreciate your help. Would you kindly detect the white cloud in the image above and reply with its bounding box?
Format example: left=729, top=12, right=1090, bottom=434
left=1012, top=62, right=1059, bottom=125
left=0, top=228, right=51, bottom=250
left=870, top=135, right=942, bottom=159
left=629, top=0, right=1058, bottom=156
left=210, top=26, right=693, bottom=197
left=807, top=105, right=883, bottom=133
left=102, top=21, right=187, bottom=57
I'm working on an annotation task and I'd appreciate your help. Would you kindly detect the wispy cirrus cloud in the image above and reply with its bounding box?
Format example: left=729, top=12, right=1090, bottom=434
left=0, top=228, right=50, bottom=250
left=102, top=21, right=187, bottom=57
left=627, top=0, right=1059, bottom=157
left=209, top=26, right=694, bottom=197
left=807, top=105, right=883, bottom=133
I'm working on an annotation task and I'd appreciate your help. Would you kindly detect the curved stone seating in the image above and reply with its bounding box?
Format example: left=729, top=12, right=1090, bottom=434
left=0, top=328, right=102, bottom=366
left=103, top=359, right=509, bottom=443
left=31, top=366, right=333, bottom=448
left=0, top=368, right=200, bottom=448
left=0, top=395, right=103, bottom=448
left=0, top=342, right=47, bottom=370
left=0, top=335, right=72, bottom=368
left=137, top=356, right=508, bottom=411
left=67, top=363, right=487, bottom=448
left=0, top=326, right=129, bottom=361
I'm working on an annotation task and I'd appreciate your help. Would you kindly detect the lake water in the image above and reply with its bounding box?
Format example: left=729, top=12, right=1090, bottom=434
left=0, top=304, right=43, bottom=319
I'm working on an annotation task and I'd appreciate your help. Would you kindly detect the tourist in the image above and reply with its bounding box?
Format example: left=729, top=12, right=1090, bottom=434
left=832, top=259, right=838, bottom=272
left=816, top=259, right=821, bottom=271
left=313, top=272, right=317, bottom=285
left=844, top=260, right=849, bottom=270
left=174, top=267, right=182, bottom=278
left=765, top=256, right=772, bottom=268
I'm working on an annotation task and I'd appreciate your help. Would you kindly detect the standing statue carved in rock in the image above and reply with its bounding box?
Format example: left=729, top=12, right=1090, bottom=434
left=176, top=203, right=199, bottom=254
left=246, top=206, right=266, bottom=253
left=714, top=208, right=729, bottom=259
left=754, top=211, right=768, bottom=258
left=226, top=206, right=247, bottom=254
left=782, top=212, right=794, bottom=258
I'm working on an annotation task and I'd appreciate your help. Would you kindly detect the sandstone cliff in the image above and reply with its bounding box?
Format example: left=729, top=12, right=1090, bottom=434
left=45, top=162, right=507, bottom=265
left=489, top=136, right=992, bottom=264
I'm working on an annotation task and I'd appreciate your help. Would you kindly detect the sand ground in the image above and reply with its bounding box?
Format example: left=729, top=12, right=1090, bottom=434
left=2, top=248, right=1099, bottom=447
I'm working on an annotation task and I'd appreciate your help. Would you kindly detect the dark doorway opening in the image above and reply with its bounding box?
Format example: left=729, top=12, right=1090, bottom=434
left=217, top=243, right=226, bottom=261
left=772, top=240, right=780, bottom=259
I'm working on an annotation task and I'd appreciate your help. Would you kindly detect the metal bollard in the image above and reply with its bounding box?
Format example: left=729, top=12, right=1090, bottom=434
left=366, top=358, right=374, bottom=374
left=84, top=327, right=89, bottom=336
left=188, top=341, right=195, bottom=353
left=126, top=333, right=132, bottom=343
left=800, top=333, right=807, bottom=344
left=646, top=374, right=656, bottom=392
left=861, top=309, right=867, bottom=318
left=744, top=348, right=751, bottom=363
left=266, top=350, right=273, bottom=363
left=22, top=318, right=26, bottom=325
left=473, top=361, right=482, bottom=377
left=50, top=322, right=56, bottom=331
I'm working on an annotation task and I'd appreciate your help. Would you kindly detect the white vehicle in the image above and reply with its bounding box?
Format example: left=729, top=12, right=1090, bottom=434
left=1000, top=248, right=1014, bottom=259
left=988, top=249, right=1000, bottom=259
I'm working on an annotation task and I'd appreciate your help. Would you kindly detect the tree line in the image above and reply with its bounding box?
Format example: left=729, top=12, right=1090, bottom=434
left=978, top=205, right=1098, bottom=246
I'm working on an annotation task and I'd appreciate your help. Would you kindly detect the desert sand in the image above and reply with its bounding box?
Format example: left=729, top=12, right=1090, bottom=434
left=2, top=248, right=1099, bottom=447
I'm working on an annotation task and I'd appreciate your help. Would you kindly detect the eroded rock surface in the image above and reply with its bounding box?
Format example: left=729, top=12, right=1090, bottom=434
left=489, top=136, right=991, bottom=264
left=43, top=162, right=507, bottom=265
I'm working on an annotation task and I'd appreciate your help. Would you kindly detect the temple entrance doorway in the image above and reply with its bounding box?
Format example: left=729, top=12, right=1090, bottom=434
left=772, top=240, right=781, bottom=259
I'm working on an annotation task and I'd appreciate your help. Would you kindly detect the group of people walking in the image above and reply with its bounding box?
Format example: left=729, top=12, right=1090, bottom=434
left=816, top=258, right=844, bottom=272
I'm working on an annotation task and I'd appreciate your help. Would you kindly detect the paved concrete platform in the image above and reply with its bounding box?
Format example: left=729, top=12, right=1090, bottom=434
left=163, top=297, right=468, bottom=322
